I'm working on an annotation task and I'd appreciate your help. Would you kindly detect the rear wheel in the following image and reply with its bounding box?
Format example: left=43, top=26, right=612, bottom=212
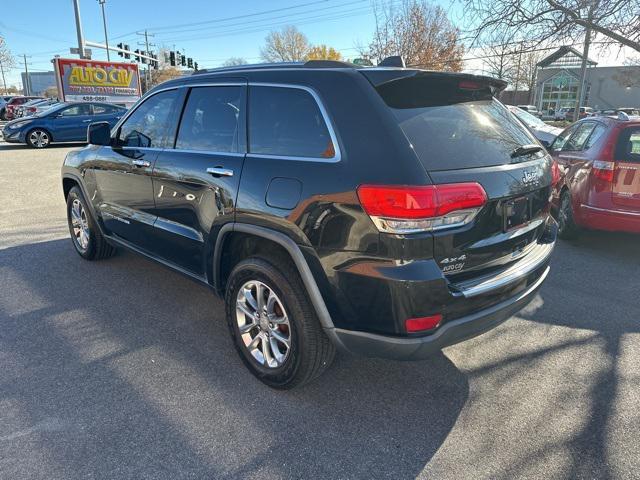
left=225, top=257, right=335, bottom=389
left=26, top=128, right=51, bottom=148
left=558, top=190, right=580, bottom=239
left=66, top=186, right=116, bottom=260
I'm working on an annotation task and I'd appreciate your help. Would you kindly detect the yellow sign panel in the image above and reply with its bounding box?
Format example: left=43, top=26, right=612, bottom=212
left=68, top=66, right=134, bottom=88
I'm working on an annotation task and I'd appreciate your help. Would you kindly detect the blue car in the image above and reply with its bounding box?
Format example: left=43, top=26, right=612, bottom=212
left=2, top=102, right=126, bottom=148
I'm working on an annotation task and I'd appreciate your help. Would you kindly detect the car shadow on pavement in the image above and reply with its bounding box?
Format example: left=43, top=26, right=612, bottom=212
left=487, top=229, right=640, bottom=479
left=0, top=239, right=468, bottom=479
left=0, top=143, right=84, bottom=151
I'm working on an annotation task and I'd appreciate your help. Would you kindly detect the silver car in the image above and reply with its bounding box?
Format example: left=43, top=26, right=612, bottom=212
left=507, top=106, right=562, bottom=147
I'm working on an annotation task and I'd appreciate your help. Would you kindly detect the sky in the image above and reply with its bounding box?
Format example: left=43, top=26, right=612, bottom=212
left=0, top=0, right=636, bottom=89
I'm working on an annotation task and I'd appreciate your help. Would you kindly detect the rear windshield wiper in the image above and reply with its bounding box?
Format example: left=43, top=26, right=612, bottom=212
left=511, top=144, right=543, bottom=159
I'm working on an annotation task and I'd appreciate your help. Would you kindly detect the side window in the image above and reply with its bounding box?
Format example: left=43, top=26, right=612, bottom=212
left=118, top=89, right=178, bottom=148
left=60, top=104, right=92, bottom=116
left=175, top=86, right=244, bottom=153
left=249, top=86, right=335, bottom=159
left=615, top=128, right=640, bottom=163
left=551, top=124, right=579, bottom=152
left=584, top=123, right=607, bottom=150
left=92, top=104, right=117, bottom=114
left=563, top=122, right=595, bottom=151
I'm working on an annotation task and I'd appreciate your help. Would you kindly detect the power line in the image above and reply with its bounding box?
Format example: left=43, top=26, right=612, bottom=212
left=111, top=0, right=345, bottom=39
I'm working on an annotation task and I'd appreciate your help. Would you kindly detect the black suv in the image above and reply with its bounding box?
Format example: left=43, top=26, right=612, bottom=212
left=62, top=61, right=556, bottom=388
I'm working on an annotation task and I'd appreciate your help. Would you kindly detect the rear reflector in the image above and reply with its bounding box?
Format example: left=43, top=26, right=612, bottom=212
left=357, top=183, right=487, bottom=233
left=406, top=314, right=442, bottom=333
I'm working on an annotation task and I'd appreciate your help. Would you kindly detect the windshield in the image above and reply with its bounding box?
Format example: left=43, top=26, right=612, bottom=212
left=512, top=107, right=546, bottom=127
left=391, top=99, right=538, bottom=171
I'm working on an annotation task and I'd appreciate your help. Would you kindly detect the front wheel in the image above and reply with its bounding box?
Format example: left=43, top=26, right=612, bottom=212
left=26, top=128, right=51, bottom=148
left=225, top=257, right=335, bottom=389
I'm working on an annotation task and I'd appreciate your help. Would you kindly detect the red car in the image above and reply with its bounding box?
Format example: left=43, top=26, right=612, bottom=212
left=2, top=96, right=44, bottom=120
left=551, top=114, right=640, bottom=237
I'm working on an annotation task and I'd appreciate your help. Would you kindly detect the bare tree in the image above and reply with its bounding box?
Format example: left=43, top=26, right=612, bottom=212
left=261, top=26, right=311, bottom=62
left=142, top=66, right=182, bottom=91
left=364, top=0, right=464, bottom=71
left=459, top=0, right=640, bottom=53
left=305, top=45, right=343, bottom=61
left=0, top=36, right=16, bottom=93
left=481, top=34, right=517, bottom=81
left=222, top=57, right=248, bottom=67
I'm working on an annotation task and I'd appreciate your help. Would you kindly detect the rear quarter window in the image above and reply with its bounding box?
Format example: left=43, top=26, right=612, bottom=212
left=248, top=86, right=336, bottom=159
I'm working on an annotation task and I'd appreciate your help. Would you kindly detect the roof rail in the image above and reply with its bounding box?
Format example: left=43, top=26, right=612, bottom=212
left=618, top=111, right=630, bottom=121
left=303, top=59, right=357, bottom=68
left=192, top=62, right=304, bottom=75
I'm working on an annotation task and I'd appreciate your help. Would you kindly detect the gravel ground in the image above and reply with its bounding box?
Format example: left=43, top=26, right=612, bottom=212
left=1, top=142, right=639, bottom=479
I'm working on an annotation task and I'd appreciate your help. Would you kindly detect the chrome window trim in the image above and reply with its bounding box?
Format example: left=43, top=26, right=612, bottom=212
left=167, top=149, right=245, bottom=158
left=247, top=82, right=342, bottom=163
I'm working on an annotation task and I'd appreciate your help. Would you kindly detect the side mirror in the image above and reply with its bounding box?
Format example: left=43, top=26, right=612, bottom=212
left=87, top=121, right=112, bottom=146
left=540, top=140, right=552, bottom=152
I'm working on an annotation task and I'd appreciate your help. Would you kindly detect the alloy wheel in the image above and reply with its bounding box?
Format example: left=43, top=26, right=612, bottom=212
left=29, top=130, right=50, bottom=148
left=236, top=280, right=292, bottom=368
left=70, top=199, right=90, bottom=251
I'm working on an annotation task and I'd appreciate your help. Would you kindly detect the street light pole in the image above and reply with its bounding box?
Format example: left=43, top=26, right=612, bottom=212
left=72, top=0, right=87, bottom=59
left=98, top=0, right=110, bottom=61
left=22, top=54, right=31, bottom=95
left=0, top=60, right=7, bottom=94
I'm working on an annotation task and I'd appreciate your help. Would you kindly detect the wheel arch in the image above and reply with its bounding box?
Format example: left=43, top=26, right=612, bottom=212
left=213, top=223, right=336, bottom=332
left=26, top=126, right=54, bottom=144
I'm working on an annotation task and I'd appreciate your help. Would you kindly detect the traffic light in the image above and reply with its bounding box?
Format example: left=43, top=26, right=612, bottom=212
left=181, top=54, right=186, bottom=67
left=187, top=57, right=193, bottom=69
left=169, top=51, right=176, bottom=66
left=134, top=49, right=141, bottom=62
left=141, top=51, right=147, bottom=64
left=117, top=42, right=124, bottom=57
left=124, top=44, right=130, bottom=59
left=194, top=62, right=198, bottom=71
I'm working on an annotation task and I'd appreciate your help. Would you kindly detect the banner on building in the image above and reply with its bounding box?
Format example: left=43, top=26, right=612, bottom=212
left=53, top=58, right=141, bottom=105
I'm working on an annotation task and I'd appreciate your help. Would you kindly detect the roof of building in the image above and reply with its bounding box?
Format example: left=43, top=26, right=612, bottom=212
left=537, top=46, right=597, bottom=68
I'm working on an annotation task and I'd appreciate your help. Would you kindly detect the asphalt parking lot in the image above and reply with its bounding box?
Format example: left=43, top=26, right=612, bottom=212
left=1, top=141, right=639, bottom=480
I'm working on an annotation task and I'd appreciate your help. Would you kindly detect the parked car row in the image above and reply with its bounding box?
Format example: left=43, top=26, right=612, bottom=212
left=0, top=95, right=45, bottom=120
left=14, top=98, right=60, bottom=118
left=2, top=101, right=126, bottom=148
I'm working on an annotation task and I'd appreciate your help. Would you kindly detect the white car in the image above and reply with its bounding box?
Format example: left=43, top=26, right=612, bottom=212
left=507, top=106, right=563, bottom=147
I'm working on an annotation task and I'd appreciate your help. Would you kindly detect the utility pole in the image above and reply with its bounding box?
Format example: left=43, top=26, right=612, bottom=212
left=137, top=30, right=155, bottom=92
left=0, top=60, right=7, bottom=94
left=98, top=0, right=110, bottom=61
left=513, top=41, right=524, bottom=101
left=72, top=0, right=88, bottom=59
left=575, top=4, right=594, bottom=122
left=21, top=54, right=32, bottom=95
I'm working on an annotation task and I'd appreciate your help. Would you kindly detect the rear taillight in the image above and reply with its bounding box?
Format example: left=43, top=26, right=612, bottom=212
left=592, top=160, right=615, bottom=182
left=357, top=183, right=487, bottom=234
left=551, top=159, right=561, bottom=186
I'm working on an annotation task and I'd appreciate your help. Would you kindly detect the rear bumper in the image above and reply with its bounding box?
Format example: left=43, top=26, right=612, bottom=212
left=331, top=265, right=550, bottom=360
left=579, top=204, right=640, bottom=234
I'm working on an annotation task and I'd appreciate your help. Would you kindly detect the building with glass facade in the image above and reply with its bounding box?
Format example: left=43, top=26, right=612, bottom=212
left=535, top=46, right=640, bottom=118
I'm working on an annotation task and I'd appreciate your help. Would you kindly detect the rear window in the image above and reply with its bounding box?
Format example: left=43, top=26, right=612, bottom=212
left=377, top=77, right=537, bottom=170
left=616, top=128, right=640, bottom=163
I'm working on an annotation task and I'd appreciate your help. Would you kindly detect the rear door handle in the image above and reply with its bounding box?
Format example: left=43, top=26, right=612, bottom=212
left=132, top=159, right=151, bottom=167
left=82, top=119, right=92, bottom=123
left=206, top=167, right=234, bottom=177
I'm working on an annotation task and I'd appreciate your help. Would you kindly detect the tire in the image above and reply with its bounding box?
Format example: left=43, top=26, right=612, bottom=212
left=66, top=186, right=117, bottom=260
left=558, top=190, right=580, bottom=240
left=225, top=257, right=335, bottom=389
left=26, top=128, right=51, bottom=148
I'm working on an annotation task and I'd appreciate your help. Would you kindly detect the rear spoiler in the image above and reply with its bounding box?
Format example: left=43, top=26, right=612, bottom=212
left=361, top=69, right=507, bottom=94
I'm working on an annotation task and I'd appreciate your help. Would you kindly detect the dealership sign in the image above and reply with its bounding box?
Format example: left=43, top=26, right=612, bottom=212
left=53, top=58, right=141, bottom=104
